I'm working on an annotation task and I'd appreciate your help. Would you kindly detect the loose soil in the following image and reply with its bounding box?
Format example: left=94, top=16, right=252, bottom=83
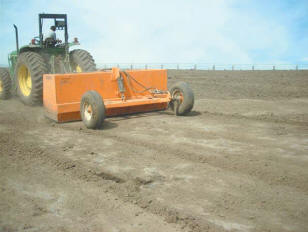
left=1, top=70, right=308, bottom=232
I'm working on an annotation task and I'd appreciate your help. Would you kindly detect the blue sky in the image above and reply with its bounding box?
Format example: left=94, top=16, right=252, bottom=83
left=0, top=0, right=307, bottom=65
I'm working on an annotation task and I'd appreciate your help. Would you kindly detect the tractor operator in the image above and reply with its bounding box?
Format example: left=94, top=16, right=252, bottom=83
left=45, top=26, right=56, bottom=41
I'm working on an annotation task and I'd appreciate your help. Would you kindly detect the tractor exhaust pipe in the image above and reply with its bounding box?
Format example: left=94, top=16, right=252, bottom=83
left=13, top=24, right=19, bottom=54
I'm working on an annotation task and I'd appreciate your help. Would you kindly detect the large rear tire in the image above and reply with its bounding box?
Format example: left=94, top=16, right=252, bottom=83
left=14, top=52, right=47, bottom=105
left=70, top=49, right=96, bottom=73
left=169, top=82, right=194, bottom=116
left=80, top=90, right=105, bottom=129
left=0, top=68, right=11, bottom=100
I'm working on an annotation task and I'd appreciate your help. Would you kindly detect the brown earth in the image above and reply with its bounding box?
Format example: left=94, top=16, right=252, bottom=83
left=0, top=70, right=308, bottom=232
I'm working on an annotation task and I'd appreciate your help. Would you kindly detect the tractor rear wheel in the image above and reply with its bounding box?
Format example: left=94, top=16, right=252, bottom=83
left=0, top=68, right=11, bottom=100
left=14, top=52, right=47, bottom=105
left=80, top=90, right=105, bottom=129
left=70, top=49, right=96, bottom=73
left=169, top=82, right=194, bottom=116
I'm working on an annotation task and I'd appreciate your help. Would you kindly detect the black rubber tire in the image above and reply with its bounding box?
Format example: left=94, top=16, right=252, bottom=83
left=0, top=68, right=12, bottom=100
left=169, top=81, right=194, bottom=116
left=14, top=52, right=47, bottom=105
left=80, top=90, right=105, bottom=129
left=70, top=49, right=96, bottom=72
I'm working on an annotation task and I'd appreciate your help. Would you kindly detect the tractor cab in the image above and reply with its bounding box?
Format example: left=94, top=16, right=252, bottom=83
left=4, top=13, right=96, bottom=105
left=28, top=14, right=79, bottom=48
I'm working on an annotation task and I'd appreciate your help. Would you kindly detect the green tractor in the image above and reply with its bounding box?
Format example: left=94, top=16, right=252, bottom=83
left=0, top=13, right=96, bottom=105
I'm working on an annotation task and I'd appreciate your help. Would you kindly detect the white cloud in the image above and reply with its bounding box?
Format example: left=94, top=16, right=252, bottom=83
left=0, top=0, right=307, bottom=65
left=67, top=0, right=252, bottom=63
left=301, top=57, right=308, bottom=62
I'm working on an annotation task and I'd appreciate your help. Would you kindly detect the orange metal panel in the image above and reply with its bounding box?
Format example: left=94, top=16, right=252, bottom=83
left=43, top=68, right=170, bottom=122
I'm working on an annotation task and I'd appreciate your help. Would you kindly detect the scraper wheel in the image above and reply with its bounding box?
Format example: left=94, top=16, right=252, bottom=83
left=80, top=90, right=105, bottom=129
left=169, top=81, right=194, bottom=116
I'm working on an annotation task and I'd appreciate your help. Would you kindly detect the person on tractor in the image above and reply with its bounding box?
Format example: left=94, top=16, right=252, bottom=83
left=44, top=26, right=57, bottom=47
left=45, top=26, right=56, bottom=41
left=2, top=13, right=97, bottom=105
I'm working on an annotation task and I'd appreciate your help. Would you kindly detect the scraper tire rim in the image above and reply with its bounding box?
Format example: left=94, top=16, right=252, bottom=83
left=169, top=81, right=194, bottom=116
left=80, top=90, right=105, bottom=129
left=0, top=68, right=11, bottom=100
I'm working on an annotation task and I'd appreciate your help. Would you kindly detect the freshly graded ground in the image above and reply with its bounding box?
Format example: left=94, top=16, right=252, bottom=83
left=0, top=70, right=307, bottom=232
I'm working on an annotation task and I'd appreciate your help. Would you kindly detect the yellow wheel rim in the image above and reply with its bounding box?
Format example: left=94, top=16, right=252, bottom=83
left=18, top=65, right=32, bottom=96
left=76, top=65, right=82, bottom=73
left=0, top=80, right=2, bottom=92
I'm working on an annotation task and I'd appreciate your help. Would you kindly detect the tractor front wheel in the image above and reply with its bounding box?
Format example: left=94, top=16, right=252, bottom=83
left=14, top=52, right=47, bottom=105
left=70, top=49, right=96, bottom=73
left=0, top=68, right=11, bottom=100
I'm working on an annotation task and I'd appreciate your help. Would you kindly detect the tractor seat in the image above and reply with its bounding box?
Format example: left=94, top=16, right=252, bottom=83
left=44, top=38, right=57, bottom=48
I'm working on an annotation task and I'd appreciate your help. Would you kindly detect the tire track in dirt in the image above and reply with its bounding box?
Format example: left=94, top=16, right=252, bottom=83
left=60, top=119, right=308, bottom=194
left=55, top=123, right=308, bottom=231
left=199, top=110, right=308, bottom=126
left=2, top=70, right=308, bottom=232
left=2, top=100, right=308, bottom=232
left=0, top=116, right=256, bottom=232
left=0, top=130, right=225, bottom=232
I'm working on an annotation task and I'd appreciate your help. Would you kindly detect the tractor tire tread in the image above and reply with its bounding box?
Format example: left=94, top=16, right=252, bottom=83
left=15, top=52, right=47, bottom=105
left=70, top=49, right=96, bottom=72
left=0, top=68, right=12, bottom=100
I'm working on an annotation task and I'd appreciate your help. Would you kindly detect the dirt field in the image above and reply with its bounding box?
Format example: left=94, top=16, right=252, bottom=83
left=1, top=70, right=308, bottom=232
